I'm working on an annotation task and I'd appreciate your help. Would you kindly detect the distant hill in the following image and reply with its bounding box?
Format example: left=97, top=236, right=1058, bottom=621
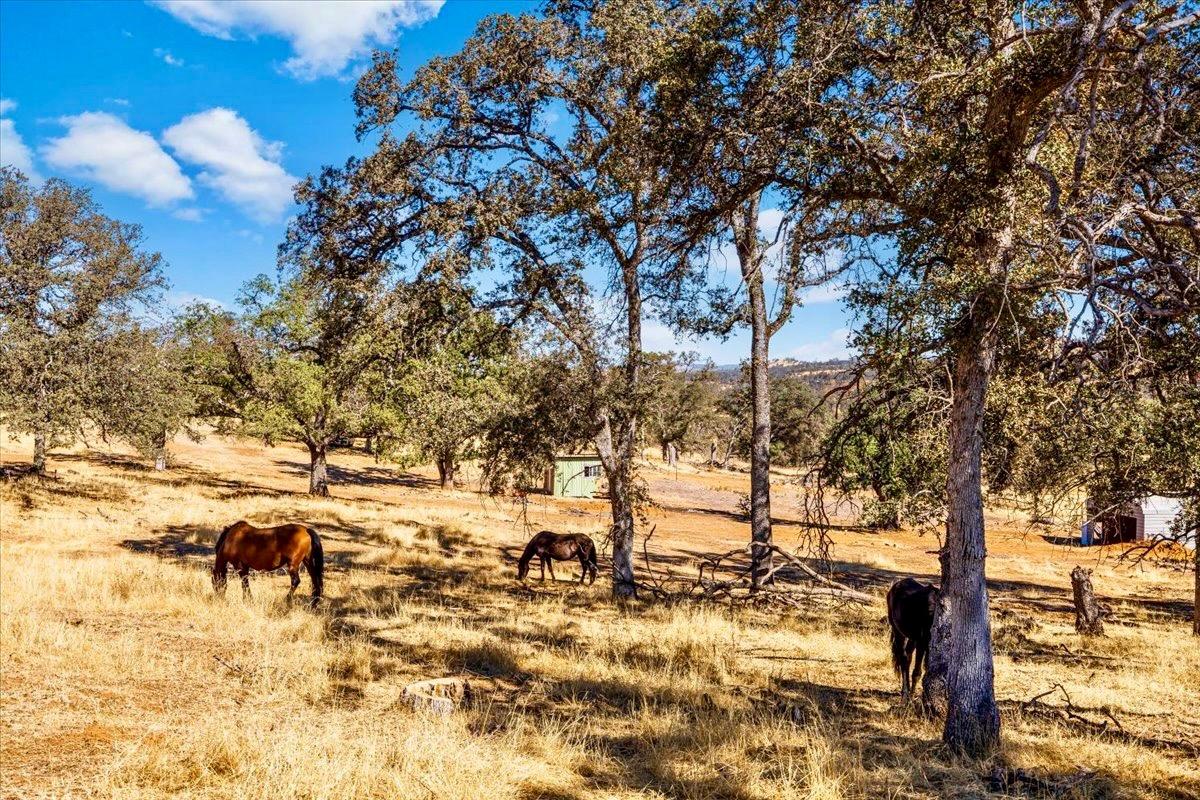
left=712, top=357, right=856, bottom=392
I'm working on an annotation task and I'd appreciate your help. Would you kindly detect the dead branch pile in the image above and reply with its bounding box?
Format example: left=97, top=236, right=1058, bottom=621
left=633, top=528, right=876, bottom=607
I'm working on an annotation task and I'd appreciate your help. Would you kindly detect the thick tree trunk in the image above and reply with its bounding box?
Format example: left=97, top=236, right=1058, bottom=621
left=661, top=442, right=670, bottom=463
left=596, top=412, right=637, bottom=598
left=666, top=442, right=677, bottom=467
left=32, top=432, right=47, bottom=475
left=1070, top=566, right=1105, bottom=636
left=709, top=441, right=717, bottom=466
left=437, top=453, right=455, bottom=489
left=935, top=325, right=1001, bottom=757
left=153, top=430, right=168, bottom=471
left=308, top=443, right=329, bottom=496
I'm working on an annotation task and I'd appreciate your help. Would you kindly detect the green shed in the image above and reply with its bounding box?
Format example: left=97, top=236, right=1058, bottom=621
left=543, top=453, right=603, bottom=498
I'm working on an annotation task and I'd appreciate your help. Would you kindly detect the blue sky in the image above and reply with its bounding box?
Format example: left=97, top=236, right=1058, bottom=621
left=0, top=0, right=851, bottom=364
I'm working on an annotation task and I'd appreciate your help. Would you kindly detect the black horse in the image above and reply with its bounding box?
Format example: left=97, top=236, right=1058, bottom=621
left=516, top=530, right=598, bottom=584
left=886, top=577, right=939, bottom=702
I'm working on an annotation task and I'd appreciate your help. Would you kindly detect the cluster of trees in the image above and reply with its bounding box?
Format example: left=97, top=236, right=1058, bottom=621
left=3, top=0, right=1196, bottom=759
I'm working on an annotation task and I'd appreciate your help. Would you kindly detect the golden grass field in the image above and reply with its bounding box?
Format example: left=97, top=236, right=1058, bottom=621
left=1, top=432, right=1197, bottom=799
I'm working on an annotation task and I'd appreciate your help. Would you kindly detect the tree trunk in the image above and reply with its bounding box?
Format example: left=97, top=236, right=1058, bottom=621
left=722, top=429, right=736, bottom=469
left=437, top=453, right=455, bottom=489
left=32, top=432, right=47, bottom=475
left=709, top=441, right=717, bottom=466
left=740, top=200, right=773, bottom=592
left=153, top=430, right=168, bottom=471
left=1070, top=566, right=1105, bottom=636
left=308, top=442, right=329, bottom=496
left=934, top=324, right=1001, bottom=757
left=1193, top=542, right=1199, bottom=636
left=661, top=442, right=670, bottom=463
left=667, top=442, right=677, bottom=467
left=596, top=411, right=637, bottom=598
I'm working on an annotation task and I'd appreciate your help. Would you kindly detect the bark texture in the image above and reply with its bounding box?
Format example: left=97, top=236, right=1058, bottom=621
left=153, top=431, right=167, bottom=471
left=595, top=412, right=637, bottom=598
left=308, top=443, right=330, bottom=497
left=1193, top=543, right=1199, bottom=637
left=1070, top=566, right=1105, bottom=636
left=935, top=325, right=1001, bottom=757
left=32, top=432, right=47, bottom=475
left=736, top=198, right=773, bottom=591
left=437, top=453, right=456, bottom=489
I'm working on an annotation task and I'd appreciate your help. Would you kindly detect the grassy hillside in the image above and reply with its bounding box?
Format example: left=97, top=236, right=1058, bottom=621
left=1, top=433, right=1196, bottom=799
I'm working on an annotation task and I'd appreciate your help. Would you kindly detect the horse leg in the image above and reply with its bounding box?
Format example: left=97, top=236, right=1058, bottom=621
left=287, top=569, right=301, bottom=602
left=546, top=558, right=557, bottom=582
left=239, top=567, right=251, bottom=599
left=902, top=640, right=917, bottom=702
left=213, top=557, right=228, bottom=595
left=911, top=642, right=927, bottom=697
left=578, top=553, right=587, bottom=583
left=539, top=555, right=546, bottom=582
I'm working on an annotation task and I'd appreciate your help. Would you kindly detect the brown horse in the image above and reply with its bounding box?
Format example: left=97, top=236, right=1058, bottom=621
left=517, top=530, right=598, bottom=585
left=213, top=521, right=324, bottom=606
left=886, top=577, right=939, bottom=702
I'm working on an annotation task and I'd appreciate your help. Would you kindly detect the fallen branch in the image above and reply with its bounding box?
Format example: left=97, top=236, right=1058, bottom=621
left=752, top=542, right=875, bottom=603
left=1022, top=683, right=1124, bottom=733
left=213, top=655, right=243, bottom=674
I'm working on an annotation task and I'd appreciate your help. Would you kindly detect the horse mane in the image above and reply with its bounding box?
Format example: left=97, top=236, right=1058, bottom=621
left=517, top=532, right=546, bottom=569
left=213, top=522, right=238, bottom=557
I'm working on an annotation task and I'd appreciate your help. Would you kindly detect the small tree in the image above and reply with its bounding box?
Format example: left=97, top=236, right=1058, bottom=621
left=0, top=168, right=165, bottom=472
left=642, top=353, right=721, bottom=466
left=478, top=342, right=603, bottom=495
left=389, top=312, right=514, bottom=488
left=208, top=273, right=393, bottom=496
left=90, top=320, right=213, bottom=470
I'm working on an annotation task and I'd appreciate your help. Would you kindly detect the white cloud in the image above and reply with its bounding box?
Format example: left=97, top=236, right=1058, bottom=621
left=107, top=98, right=132, bottom=107
left=154, top=48, right=185, bottom=66
left=162, top=108, right=297, bottom=222
left=1, top=116, right=41, bottom=181
left=0, top=98, right=15, bottom=115
left=800, top=282, right=847, bottom=305
left=152, top=0, right=444, bottom=80
left=788, top=328, right=853, bottom=362
left=172, top=207, right=205, bottom=222
left=41, top=112, right=193, bottom=206
left=166, top=290, right=229, bottom=310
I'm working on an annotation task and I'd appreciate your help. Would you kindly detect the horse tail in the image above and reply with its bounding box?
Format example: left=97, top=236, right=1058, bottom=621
left=306, top=527, right=324, bottom=603
left=586, top=538, right=598, bottom=581
left=886, top=582, right=905, bottom=677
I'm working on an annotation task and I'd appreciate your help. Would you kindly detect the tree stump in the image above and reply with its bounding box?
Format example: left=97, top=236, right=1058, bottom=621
left=1071, top=566, right=1105, bottom=636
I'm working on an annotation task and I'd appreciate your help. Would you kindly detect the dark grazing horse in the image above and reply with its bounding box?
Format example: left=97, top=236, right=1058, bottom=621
left=517, top=530, right=598, bottom=585
left=213, top=520, right=324, bottom=606
left=886, top=577, right=939, bottom=702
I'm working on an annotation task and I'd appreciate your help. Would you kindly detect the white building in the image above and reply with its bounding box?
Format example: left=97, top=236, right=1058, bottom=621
left=1081, top=496, right=1194, bottom=548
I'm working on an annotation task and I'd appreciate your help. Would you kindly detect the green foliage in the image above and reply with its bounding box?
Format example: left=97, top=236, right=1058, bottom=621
left=641, top=353, right=722, bottom=457
left=383, top=311, right=515, bottom=486
left=478, top=343, right=602, bottom=494
left=88, top=320, right=214, bottom=466
left=724, top=366, right=828, bottom=468
left=0, top=168, right=165, bottom=464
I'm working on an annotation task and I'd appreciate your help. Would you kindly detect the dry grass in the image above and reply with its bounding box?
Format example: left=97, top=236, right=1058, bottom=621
left=1, top=433, right=1197, bottom=799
